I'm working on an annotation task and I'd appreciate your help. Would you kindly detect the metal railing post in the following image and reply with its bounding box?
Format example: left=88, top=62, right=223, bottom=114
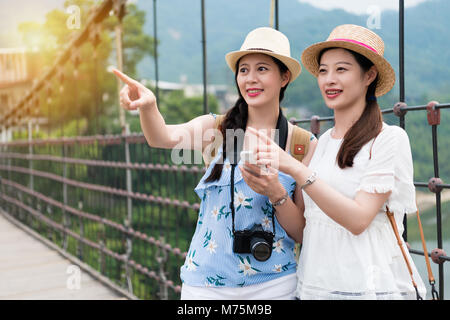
left=77, top=200, right=84, bottom=261
left=275, top=0, right=279, bottom=30
left=62, top=142, right=69, bottom=251
left=153, top=0, right=160, bottom=104
left=156, top=237, right=168, bottom=300
left=124, top=124, right=133, bottom=293
left=427, top=101, right=444, bottom=299
left=114, top=0, right=127, bottom=132
left=201, top=0, right=208, bottom=114
left=27, top=120, right=34, bottom=192
left=398, top=0, right=408, bottom=242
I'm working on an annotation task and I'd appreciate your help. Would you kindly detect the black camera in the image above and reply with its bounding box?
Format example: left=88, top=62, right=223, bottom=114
left=233, top=224, right=274, bottom=262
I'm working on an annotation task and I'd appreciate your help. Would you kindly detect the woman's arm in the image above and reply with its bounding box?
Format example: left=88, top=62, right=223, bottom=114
left=290, top=164, right=390, bottom=235
left=271, top=137, right=316, bottom=242
left=278, top=183, right=306, bottom=243
left=247, top=126, right=391, bottom=236
left=239, top=164, right=305, bottom=242
left=113, top=69, right=216, bottom=151
left=240, top=129, right=317, bottom=242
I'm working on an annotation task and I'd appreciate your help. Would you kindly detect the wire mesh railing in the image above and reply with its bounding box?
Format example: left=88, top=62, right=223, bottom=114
left=0, top=0, right=448, bottom=300
left=0, top=102, right=448, bottom=299
left=0, top=135, right=206, bottom=299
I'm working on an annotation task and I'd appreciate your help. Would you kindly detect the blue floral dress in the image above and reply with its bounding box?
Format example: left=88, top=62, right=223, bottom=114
left=180, top=147, right=298, bottom=288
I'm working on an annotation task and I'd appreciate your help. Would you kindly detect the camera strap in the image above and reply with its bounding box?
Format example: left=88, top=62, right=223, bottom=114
left=229, top=108, right=288, bottom=237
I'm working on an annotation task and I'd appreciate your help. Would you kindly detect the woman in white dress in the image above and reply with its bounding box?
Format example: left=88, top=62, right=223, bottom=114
left=245, top=24, right=427, bottom=299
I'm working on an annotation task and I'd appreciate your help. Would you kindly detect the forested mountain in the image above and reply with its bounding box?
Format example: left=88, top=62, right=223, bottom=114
left=135, top=0, right=450, bottom=182
left=136, top=0, right=450, bottom=108
left=1, top=0, right=448, bottom=182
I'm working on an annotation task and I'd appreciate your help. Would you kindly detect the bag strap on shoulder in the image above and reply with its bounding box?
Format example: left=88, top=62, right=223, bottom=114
left=289, top=125, right=311, bottom=163
left=385, top=207, right=423, bottom=300
left=415, top=207, right=440, bottom=299
left=203, top=114, right=224, bottom=168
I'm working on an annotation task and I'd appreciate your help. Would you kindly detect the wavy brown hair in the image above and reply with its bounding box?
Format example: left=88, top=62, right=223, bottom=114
left=318, top=48, right=383, bottom=169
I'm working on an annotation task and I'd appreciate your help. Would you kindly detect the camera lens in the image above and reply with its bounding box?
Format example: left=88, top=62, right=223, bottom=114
left=250, top=237, right=272, bottom=262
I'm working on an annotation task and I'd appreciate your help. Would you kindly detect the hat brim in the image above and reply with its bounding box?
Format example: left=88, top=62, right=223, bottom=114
left=225, top=50, right=301, bottom=83
left=301, top=41, right=395, bottom=97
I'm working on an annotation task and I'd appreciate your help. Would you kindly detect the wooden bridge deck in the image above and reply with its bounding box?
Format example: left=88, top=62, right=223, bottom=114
left=0, top=212, right=129, bottom=300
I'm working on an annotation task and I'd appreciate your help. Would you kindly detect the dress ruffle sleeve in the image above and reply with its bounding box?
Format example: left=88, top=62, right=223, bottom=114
left=357, top=125, right=417, bottom=231
left=357, top=126, right=396, bottom=194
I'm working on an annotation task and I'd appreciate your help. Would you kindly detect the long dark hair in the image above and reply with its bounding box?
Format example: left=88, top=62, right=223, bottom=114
left=318, top=48, right=383, bottom=169
left=205, top=56, right=289, bottom=182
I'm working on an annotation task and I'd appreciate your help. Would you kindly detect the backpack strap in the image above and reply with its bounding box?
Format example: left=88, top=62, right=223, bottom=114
left=203, top=114, right=225, bottom=168
left=289, top=125, right=312, bottom=163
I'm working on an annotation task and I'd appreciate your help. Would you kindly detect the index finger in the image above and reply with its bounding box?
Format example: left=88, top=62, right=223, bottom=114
left=247, top=126, right=272, bottom=145
left=112, top=68, right=138, bottom=86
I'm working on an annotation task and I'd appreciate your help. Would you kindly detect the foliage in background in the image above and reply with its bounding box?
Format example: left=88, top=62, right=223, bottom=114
left=17, top=0, right=152, bottom=136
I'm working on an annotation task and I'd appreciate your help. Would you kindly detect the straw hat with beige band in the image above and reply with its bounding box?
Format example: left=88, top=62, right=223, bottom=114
left=301, top=24, right=395, bottom=97
left=225, top=27, right=301, bottom=83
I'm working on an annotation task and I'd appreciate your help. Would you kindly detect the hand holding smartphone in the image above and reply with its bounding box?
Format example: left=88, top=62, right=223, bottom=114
left=240, top=150, right=268, bottom=175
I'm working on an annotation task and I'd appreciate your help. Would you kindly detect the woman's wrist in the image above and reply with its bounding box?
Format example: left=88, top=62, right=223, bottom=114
left=139, top=100, right=157, bottom=112
left=268, top=184, right=287, bottom=204
left=291, top=163, right=312, bottom=187
left=283, top=156, right=301, bottom=176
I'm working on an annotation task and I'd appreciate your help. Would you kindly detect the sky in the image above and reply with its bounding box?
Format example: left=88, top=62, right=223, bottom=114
left=297, top=0, right=430, bottom=15
left=0, top=0, right=433, bottom=47
left=0, top=0, right=63, bottom=47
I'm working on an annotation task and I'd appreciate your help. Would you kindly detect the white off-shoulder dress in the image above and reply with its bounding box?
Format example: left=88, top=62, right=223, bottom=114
left=295, top=123, right=426, bottom=300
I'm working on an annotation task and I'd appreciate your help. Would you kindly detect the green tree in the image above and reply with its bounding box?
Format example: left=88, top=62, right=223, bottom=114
left=18, top=0, right=154, bottom=136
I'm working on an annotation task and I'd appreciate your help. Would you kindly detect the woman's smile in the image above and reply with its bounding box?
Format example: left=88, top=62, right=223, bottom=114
left=325, top=88, right=343, bottom=99
left=247, top=88, right=264, bottom=97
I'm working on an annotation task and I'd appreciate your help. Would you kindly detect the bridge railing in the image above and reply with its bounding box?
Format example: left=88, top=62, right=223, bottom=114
left=1, top=102, right=449, bottom=300
left=0, top=134, right=204, bottom=299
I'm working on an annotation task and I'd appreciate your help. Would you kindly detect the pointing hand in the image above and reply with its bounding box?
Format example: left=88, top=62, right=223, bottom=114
left=112, top=68, right=156, bottom=111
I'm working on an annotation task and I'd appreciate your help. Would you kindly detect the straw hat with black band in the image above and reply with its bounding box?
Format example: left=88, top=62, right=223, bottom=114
left=225, top=27, right=301, bottom=83
left=301, top=24, right=395, bottom=97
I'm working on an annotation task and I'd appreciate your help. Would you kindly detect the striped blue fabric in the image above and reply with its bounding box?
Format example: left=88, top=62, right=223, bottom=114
left=180, top=147, right=297, bottom=288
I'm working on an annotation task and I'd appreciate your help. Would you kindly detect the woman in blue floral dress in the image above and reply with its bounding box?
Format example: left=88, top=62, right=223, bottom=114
left=114, top=27, right=316, bottom=300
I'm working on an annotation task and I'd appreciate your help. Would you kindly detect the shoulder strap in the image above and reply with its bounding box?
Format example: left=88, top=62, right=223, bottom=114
left=203, top=114, right=224, bottom=168
left=289, top=125, right=312, bottom=163
left=415, top=207, right=440, bottom=299
left=385, top=207, right=423, bottom=300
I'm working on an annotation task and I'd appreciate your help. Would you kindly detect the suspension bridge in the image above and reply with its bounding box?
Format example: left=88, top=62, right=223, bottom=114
left=0, top=0, right=448, bottom=300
